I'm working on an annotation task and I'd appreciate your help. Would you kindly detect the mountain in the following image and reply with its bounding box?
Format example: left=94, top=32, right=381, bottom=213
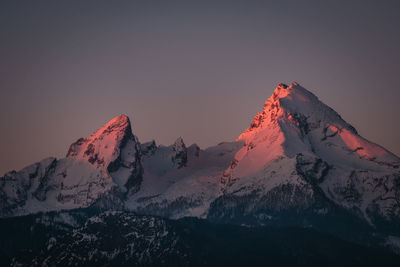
left=1, top=82, right=400, bottom=256
left=0, top=115, right=142, bottom=217
left=209, top=83, right=400, bottom=232
left=66, top=114, right=143, bottom=195
left=1, top=210, right=399, bottom=267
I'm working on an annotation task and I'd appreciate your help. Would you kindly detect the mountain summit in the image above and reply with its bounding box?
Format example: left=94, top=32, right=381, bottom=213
left=238, top=82, right=396, bottom=162
left=214, top=83, right=400, bottom=233
left=66, top=114, right=134, bottom=167
left=1, top=82, right=400, bottom=252
left=66, top=114, right=143, bottom=194
left=225, top=82, right=398, bottom=181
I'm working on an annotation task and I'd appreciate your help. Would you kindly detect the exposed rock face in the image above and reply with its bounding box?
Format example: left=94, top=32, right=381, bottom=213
left=0, top=157, right=57, bottom=217
left=140, top=140, right=157, bottom=156
left=171, top=137, right=187, bottom=169
left=31, top=158, right=58, bottom=201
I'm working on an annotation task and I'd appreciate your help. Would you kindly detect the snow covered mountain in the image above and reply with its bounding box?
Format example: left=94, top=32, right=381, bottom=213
left=1, top=82, right=399, bottom=244
left=0, top=115, right=141, bottom=216
left=209, top=83, right=400, bottom=232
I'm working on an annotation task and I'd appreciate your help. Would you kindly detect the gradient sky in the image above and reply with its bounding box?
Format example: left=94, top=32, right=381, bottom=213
left=1, top=0, right=400, bottom=175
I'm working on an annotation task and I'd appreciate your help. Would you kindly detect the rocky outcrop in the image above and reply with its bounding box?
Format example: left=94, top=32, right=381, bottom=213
left=140, top=140, right=157, bottom=156
left=171, top=137, right=187, bottom=169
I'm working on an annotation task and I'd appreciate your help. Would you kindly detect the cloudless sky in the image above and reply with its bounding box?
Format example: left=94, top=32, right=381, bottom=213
left=1, top=0, right=400, bottom=175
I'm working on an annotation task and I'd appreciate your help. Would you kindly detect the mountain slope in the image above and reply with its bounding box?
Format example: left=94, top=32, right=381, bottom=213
left=2, top=210, right=399, bottom=267
left=125, top=140, right=242, bottom=218
left=210, top=82, right=400, bottom=234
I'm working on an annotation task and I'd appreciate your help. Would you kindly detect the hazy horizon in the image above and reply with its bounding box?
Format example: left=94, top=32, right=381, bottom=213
left=1, top=0, right=400, bottom=175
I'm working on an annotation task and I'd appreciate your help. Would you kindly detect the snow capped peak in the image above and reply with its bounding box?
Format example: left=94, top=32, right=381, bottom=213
left=66, top=114, right=144, bottom=194
left=230, top=82, right=399, bottom=182
left=238, top=82, right=353, bottom=141
left=92, top=114, right=132, bottom=139
left=66, top=114, right=136, bottom=169
left=270, top=82, right=301, bottom=100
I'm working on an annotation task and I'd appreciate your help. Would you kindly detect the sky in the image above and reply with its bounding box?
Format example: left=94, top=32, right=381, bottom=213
left=1, top=0, right=400, bottom=175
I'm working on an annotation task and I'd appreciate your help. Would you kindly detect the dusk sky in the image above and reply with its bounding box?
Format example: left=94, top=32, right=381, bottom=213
left=1, top=0, right=400, bottom=175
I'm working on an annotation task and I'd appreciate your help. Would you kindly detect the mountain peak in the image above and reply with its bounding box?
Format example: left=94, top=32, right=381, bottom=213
left=238, top=82, right=346, bottom=140
left=232, top=82, right=399, bottom=179
left=97, top=114, right=131, bottom=136
left=171, top=137, right=187, bottom=168
left=173, top=137, right=185, bottom=148
left=277, top=82, right=288, bottom=89
left=108, top=114, right=130, bottom=124
left=269, top=81, right=316, bottom=103
left=66, top=114, right=135, bottom=168
left=270, top=82, right=290, bottom=100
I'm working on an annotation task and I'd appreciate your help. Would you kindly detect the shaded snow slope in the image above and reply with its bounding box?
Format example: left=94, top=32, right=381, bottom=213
left=126, top=140, right=242, bottom=218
